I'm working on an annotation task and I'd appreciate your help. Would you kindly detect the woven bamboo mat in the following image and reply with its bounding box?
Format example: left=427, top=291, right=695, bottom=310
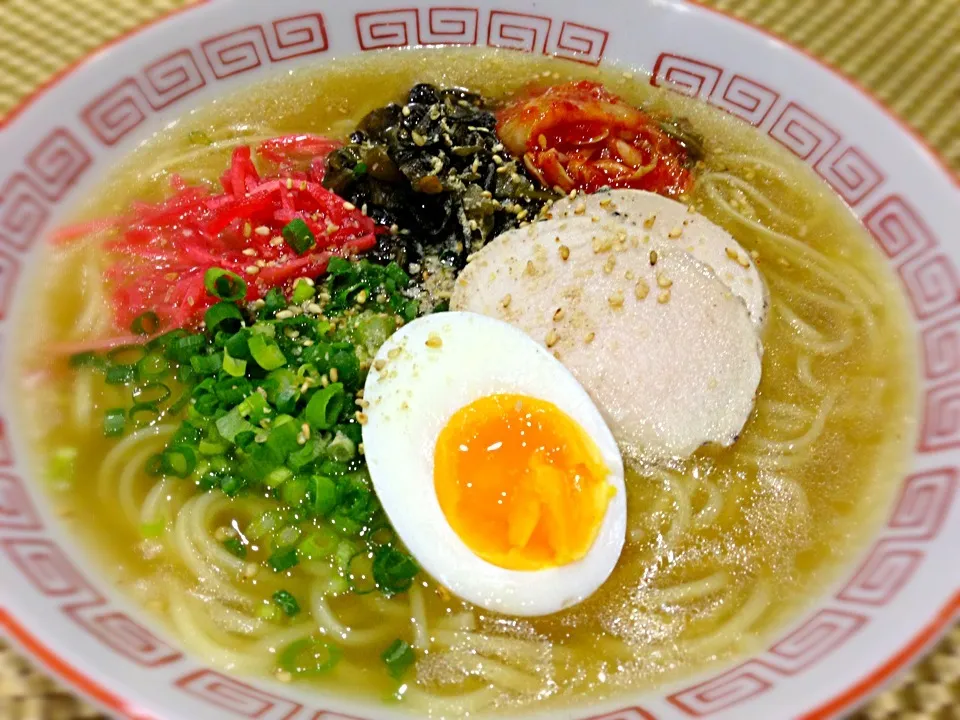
left=0, top=0, right=958, bottom=718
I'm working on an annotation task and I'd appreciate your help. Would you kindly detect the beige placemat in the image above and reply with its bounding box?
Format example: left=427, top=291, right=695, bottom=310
left=0, top=0, right=958, bottom=718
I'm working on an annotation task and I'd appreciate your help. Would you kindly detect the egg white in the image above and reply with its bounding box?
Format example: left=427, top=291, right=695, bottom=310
left=362, top=312, right=626, bottom=616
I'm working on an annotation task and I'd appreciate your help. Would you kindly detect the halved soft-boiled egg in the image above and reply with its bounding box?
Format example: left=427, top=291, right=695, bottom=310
left=361, top=312, right=626, bottom=616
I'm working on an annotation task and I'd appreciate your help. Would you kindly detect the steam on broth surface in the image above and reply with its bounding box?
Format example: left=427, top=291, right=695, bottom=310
left=19, top=47, right=914, bottom=715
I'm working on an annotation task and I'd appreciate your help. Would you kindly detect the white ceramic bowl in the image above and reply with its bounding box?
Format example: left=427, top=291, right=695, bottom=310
left=0, top=1, right=958, bottom=718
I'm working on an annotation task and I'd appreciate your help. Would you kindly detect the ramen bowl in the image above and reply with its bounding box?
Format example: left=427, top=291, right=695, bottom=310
left=0, top=1, right=957, bottom=719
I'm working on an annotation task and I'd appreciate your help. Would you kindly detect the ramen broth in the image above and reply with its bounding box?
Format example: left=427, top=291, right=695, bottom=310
left=19, top=48, right=915, bottom=714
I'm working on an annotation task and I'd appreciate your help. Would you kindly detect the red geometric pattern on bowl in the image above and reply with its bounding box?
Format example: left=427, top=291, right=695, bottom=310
left=0, top=13, right=955, bottom=720
left=0, top=472, right=42, bottom=531
left=24, top=128, right=92, bottom=201
left=547, top=21, right=609, bottom=65
left=898, top=252, right=960, bottom=320
left=586, top=709, right=658, bottom=720
left=0, top=538, right=181, bottom=666
left=919, top=379, right=960, bottom=452
left=887, top=468, right=958, bottom=539
left=422, top=8, right=480, bottom=45
left=921, top=311, right=960, bottom=379
left=863, top=195, right=937, bottom=261
left=202, top=14, right=328, bottom=78
left=175, top=670, right=305, bottom=719
left=353, top=9, right=608, bottom=64
left=667, top=610, right=866, bottom=715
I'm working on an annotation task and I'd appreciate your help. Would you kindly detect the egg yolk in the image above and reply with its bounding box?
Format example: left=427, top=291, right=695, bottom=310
left=434, top=393, right=614, bottom=571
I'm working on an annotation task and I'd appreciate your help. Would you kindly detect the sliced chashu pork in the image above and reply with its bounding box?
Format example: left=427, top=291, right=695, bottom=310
left=451, top=215, right=762, bottom=460
left=550, top=189, right=768, bottom=330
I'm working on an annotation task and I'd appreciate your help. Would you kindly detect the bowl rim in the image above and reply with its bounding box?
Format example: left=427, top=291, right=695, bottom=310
left=0, top=1, right=958, bottom=719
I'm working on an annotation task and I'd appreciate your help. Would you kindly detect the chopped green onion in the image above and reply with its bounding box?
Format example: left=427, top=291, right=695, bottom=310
left=162, top=444, right=197, bottom=478
left=276, top=525, right=302, bottom=548
left=265, top=466, right=293, bottom=489
left=263, top=287, right=287, bottom=316
left=140, top=520, right=165, bottom=538
left=223, top=538, right=247, bottom=558
left=298, top=528, right=339, bottom=561
left=131, top=311, right=161, bottom=336
left=373, top=546, right=419, bottom=596
left=353, top=162, right=368, bottom=177
left=381, top=639, right=416, bottom=679
left=248, top=333, right=287, bottom=370
left=220, top=474, right=246, bottom=497
left=347, top=551, right=377, bottom=594
left=305, top=383, right=345, bottom=430
left=188, top=130, right=213, bottom=145
left=168, top=334, right=206, bottom=363
left=132, top=382, right=171, bottom=405
left=216, top=407, right=257, bottom=443
left=48, top=446, right=78, bottom=484
left=190, top=353, right=222, bottom=376
left=291, top=278, right=315, bottom=304
left=278, top=637, right=342, bottom=676
left=103, top=408, right=126, bottom=437
left=107, top=344, right=147, bottom=367
left=272, top=589, right=301, bottom=617
left=137, top=353, right=169, bottom=380
left=105, top=364, right=136, bottom=385
left=247, top=511, right=279, bottom=541
left=204, top=301, right=244, bottom=334
left=268, top=546, right=299, bottom=573
left=310, top=475, right=338, bottom=516
left=204, top=267, right=247, bottom=301
left=281, top=218, right=316, bottom=255
left=327, top=431, right=356, bottom=463
left=222, top=348, right=247, bottom=377
left=129, top=403, right=161, bottom=429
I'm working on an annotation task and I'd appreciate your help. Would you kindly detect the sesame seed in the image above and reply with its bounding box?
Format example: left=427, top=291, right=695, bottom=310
left=553, top=307, right=565, bottom=322
left=592, top=236, right=613, bottom=253
left=608, top=291, right=625, bottom=309
left=330, top=367, right=339, bottom=383
left=559, top=245, right=570, bottom=260
left=245, top=265, right=260, bottom=275
left=538, top=133, right=548, bottom=149
left=374, top=359, right=386, bottom=371
left=276, top=670, right=292, bottom=683
left=599, top=198, right=613, bottom=208
left=412, top=131, right=426, bottom=147
left=301, top=423, right=311, bottom=440
left=254, top=225, right=270, bottom=236
left=625, top=270, right=635, bottom=281
left=635, top=279, right=650, bottom=300
left=545, top=329, right=560, bottom=348
left=668, top=226, right=683, bottom=239
left=326, top=223, right=340, bottom=235
left=425, top=334, right=443, bottom=349
left=574, top=203, right=587, bottom=216
left=649, top=250, right=658, bottom=265
left=243, top=222, right=252, bottom=238
left=657, top=272, right=673, bottom=288
left=358, top=443, right=365, bottom=456
left=286, top=178, right=294, bottom=190
left=492, top=154, right=504, bottom=166
left=604, top=256, right=616, bottom=274
left=750, top=250, right=760, bottom=261
left=356, top=411, right=368, bottom=425
left=242, top=248, right=257, bottom=256
left=501, top=294, right=512, bottom=308
left=270, top=236, right=284, bottom=247
left=524, top=260, right=536, bottom=276
left=243, top=563, right=259, bottom=578
left=643, top=214, right=656, bottom=229
left=584, top=332, right=596, bottom=343
left=658, top=289, right=671, bottom=304
left=401, top=105, right=411, bottom=117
